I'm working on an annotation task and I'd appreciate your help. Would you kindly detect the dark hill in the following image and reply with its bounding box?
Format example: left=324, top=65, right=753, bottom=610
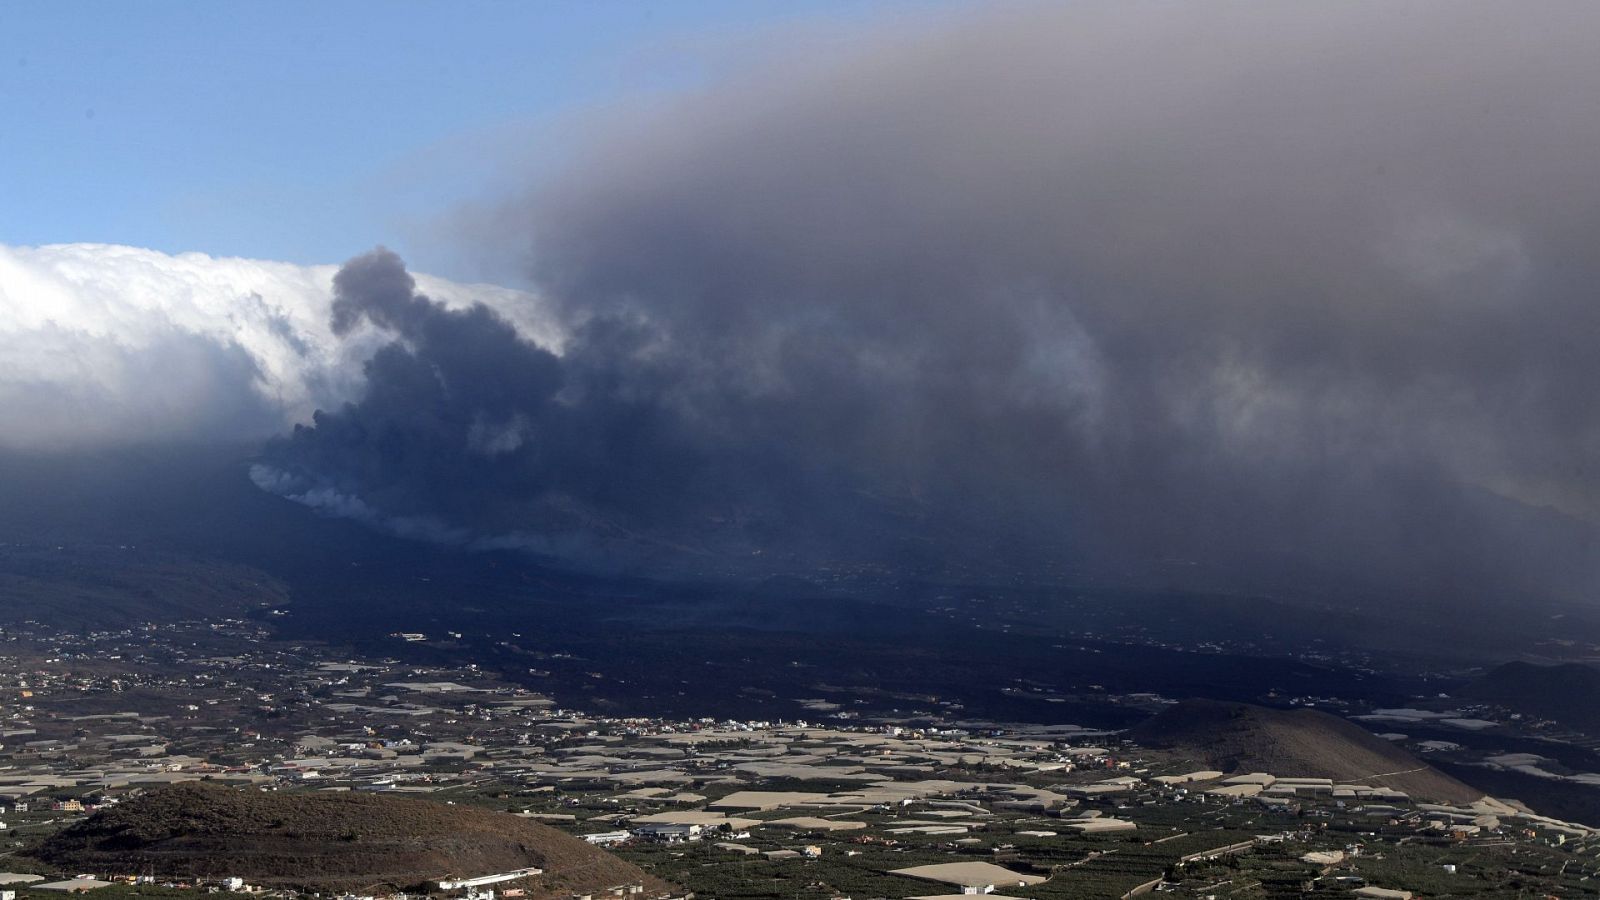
left=1128, top=699, right=1482, bottom=803
left=1464, top=661, right=1600, bottom=733
left=31, top=782, right=672, bottom=896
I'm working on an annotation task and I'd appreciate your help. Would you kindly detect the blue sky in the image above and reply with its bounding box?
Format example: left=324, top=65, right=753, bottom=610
left=0, top=1, right=948, bottom=282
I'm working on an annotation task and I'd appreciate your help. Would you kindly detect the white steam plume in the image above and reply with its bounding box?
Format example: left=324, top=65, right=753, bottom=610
left=0, top=243, right=558, bottom=449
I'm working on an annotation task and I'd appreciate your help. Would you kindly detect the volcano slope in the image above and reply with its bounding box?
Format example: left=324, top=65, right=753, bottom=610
left=31, top=782, right=672, bottom=896
left=1464, top=661, right=1600, bottom=734
left=1128, top=699, right=1483, bottom=804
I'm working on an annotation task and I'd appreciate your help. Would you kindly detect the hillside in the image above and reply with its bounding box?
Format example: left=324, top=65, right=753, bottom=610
left=1128, top=699, right=1483, bottom=803
left=0, top=544, right=289, bottom=627
left=30, top=782, right=673, bottom=896
left=1464, top=661, right=1600, bottom=733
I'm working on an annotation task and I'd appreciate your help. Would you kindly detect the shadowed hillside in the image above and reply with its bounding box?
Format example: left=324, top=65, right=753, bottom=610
left=1129, top=699, right=1483, bottom=804
left=1464, top=661, right=1600, bottom=734
left=31, top=782, right=674, bottom=897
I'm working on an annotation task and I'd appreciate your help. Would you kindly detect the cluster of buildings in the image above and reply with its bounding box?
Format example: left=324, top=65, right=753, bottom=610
left=1, top=616, right=1598, bottom=899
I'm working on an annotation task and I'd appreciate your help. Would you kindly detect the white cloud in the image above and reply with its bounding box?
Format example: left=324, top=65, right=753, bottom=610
left=0, top=243, right=559, bottom=449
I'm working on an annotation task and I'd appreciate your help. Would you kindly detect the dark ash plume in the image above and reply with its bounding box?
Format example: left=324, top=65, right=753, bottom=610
left=264, top=2, right=1600, bottom=605
left=257, top=249, right=919, bottom=571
